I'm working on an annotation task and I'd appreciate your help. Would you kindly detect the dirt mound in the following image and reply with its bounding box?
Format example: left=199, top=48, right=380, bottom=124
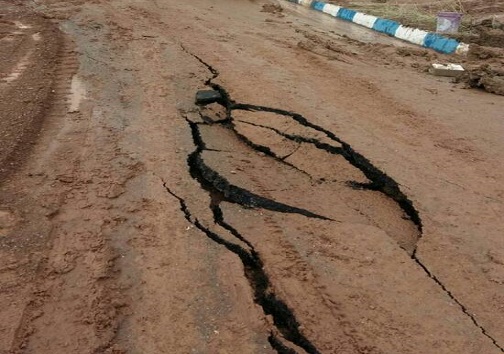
left=476, top=27, right=504, bottom=48
left=0, top=12, right=62, bottom=180
left=261, top=3, right=283, bottom=14
left=456, top=44, right=504, bottom=95
left=455, top=26, right=504, bottom=48
left=467, top=43, right=504, bottom=59
left=459, top=64, right=504, bottom=95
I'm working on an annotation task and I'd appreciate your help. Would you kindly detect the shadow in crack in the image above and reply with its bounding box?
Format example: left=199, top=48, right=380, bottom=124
left=170, top=46, right=504, bottom=353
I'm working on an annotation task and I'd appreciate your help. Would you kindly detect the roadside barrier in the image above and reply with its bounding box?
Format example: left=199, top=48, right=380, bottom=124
left=285, top=0, right=469, bottom=54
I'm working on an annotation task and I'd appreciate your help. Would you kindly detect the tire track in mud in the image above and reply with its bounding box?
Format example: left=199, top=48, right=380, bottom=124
left=4, top=35, right=87, bottom=354
left=0, top=12, right=68, bottom=180
left=0, top=9, right=95, bottom=351
left=0, top=20, right=34, bottom=85
left=170, top=46, right=504, bottom=352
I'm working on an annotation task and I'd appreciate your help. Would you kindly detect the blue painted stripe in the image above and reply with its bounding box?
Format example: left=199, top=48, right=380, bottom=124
left=311, top=1, right=326, bottom=11
left=372, top=18, right=401, bottom=36
left=423, top=33, right=460, bottom=54
left=337, top=8, right=357, bottom=22
left=282, top=0, right=467, bottom=54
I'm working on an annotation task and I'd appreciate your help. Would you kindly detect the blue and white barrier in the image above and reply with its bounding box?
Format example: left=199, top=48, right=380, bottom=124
left=286, top=0, right=469, bottom=54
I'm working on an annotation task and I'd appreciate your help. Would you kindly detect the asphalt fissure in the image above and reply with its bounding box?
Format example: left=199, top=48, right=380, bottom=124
left=188, top=126, right=333, bottom=220
left=230, top=101, right=504, bottom=352
left=176, top=47, right=504, bottom=353
left=174, top=47, right=324, bottom=354
left=162, top=183, right=319, bottom=354
left=268, top=332, right=301, bottom=354
left=412, top=251, right=504, bottom=352
left=228, top=120, right=314, bottom=179
left=232, top=104, right=422, bottom=233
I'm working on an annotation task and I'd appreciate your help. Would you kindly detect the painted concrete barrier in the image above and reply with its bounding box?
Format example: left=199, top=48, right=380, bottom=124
left=286, top=0, right=469, bottom=54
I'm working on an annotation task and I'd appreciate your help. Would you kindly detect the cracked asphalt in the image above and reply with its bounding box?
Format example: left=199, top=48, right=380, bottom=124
left=1, top=0, right=504, bottom=353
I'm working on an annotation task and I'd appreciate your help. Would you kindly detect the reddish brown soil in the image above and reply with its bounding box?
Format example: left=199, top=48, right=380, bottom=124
left=0, top=11, right=62, bottom=179
left=1, top=0, right=504, bottom=353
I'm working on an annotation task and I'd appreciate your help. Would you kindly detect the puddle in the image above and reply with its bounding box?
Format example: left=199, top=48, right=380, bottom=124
left=1, top=53, right=31, bottom=84
left=68, top=75, right=86, bottom=113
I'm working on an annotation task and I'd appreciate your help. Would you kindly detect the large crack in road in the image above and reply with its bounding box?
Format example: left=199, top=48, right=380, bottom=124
left=167, top=45, right=504, bottom=353
left=231, top=103, right=423, bottom=236
left=163, top=183, right=318, bottom=353
left=186, top=122, right=333, bottom=221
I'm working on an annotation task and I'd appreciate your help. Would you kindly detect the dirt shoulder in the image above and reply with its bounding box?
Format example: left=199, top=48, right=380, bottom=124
left=326, top=0, right=504, bottom=95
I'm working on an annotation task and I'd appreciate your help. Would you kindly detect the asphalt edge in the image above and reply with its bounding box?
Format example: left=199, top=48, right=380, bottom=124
left=286, top=0, right=470, bottom=55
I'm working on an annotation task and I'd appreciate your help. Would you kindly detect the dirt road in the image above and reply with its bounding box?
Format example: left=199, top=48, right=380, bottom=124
left=1, top=0, right=504, bottom=353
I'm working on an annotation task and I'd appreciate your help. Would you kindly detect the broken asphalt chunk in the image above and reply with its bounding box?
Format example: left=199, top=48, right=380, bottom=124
left=196, top=90, right=222, bottom=105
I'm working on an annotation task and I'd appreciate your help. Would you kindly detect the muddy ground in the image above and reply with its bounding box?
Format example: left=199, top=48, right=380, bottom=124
left=335, top=0, right=504, bottom=93
left=0, top=0, right=504, bottom=353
